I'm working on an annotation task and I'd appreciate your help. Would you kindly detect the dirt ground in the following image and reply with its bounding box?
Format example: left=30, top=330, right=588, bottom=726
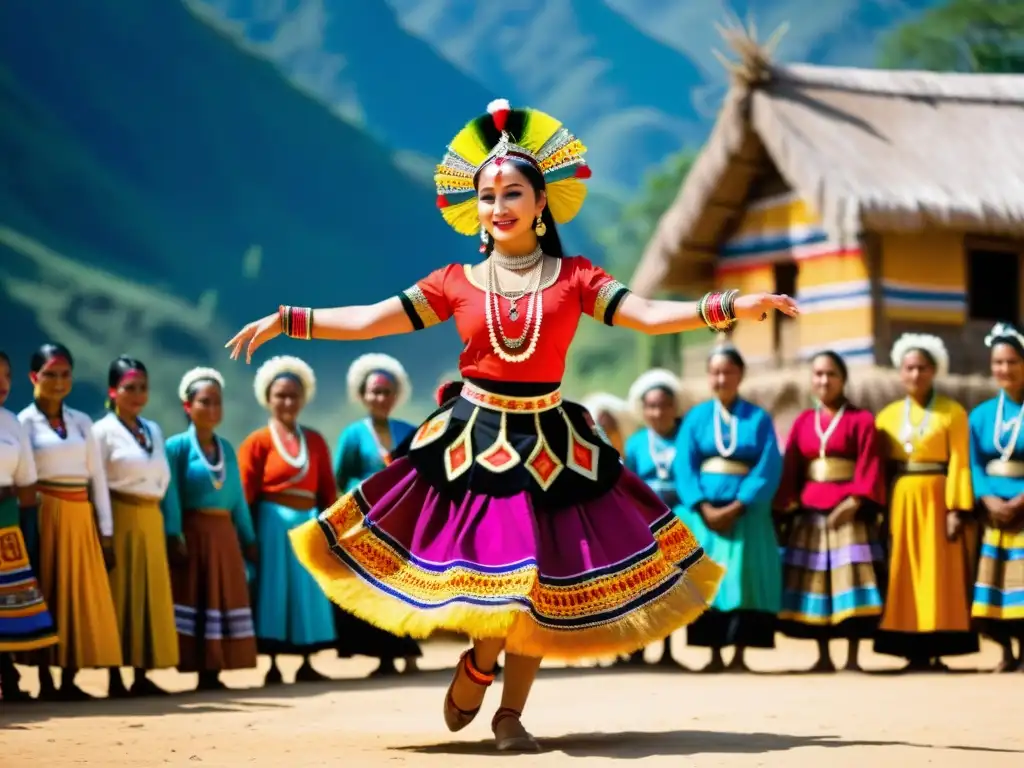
left=2, top=636, right=1021, bottom=767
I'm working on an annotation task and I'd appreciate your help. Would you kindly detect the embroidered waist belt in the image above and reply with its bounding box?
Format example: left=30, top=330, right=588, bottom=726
left=261, top=490, right=317, bottom=511
left=460, top=381, right=562, bottom=413
left=895, top=461, right=947, bottom=476
left=985, top=459, right=1024, bottom=479
left=37, top=482, right=89, bottom=502
left=110, top=490, right=162, bottom=505
left=700, top=457, right=750, bottom=476
left=806, top=458, right=856, bottom=483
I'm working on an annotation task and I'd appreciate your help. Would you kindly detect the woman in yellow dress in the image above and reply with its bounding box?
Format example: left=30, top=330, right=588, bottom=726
left=874, top=333, right=978, bottom=670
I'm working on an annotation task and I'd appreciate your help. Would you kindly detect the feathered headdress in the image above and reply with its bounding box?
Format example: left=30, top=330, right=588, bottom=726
left=434, top=98, right=591, bottom=236
left=890, top=333, right=949, bottom=376
left=346, top=353, right=411, bottom=411
left=178, top=367, right=225, bottom=403
left=985, top=322, right=1024, bottom=356
left=627, top=369, right=685, bottom=418
left=253, top=355, right=317, bottom=408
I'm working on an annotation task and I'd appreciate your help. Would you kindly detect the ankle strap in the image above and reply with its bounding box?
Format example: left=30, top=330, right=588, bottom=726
left=491, top=707, right=521, bottom=729
left=461, top=648, right=496, bottom=686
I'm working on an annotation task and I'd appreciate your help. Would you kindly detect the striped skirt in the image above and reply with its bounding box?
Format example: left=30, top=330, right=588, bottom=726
left=172, top=509, right=256, bottom=672
left=0, top=495, right=58, bottom=652
left=972, top=525, right=1024, bottom=640
left=778, top=508, right=885, bottom=639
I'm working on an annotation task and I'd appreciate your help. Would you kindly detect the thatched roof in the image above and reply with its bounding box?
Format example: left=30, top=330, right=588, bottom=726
left=632, top=60, right=1024, bottom=296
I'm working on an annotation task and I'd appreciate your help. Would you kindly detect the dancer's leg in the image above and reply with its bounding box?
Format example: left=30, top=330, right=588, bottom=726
left=492, top=653, right=542, bottom=751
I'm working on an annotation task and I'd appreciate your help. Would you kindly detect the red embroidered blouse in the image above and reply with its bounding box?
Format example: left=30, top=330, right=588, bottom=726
left=397, top=256, right=630, bottom=382
left=237, top=426, right=337, bottom=509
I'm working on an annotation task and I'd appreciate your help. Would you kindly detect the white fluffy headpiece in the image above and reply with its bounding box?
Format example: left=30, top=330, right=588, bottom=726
left=627, top=368, right=684, bottom=418
left=890, top=333, right=949, bottom=376
left=253, top=355, right=317, bottom=408
left=985, top=322, right=1024, bottom=354
left=581, top=393, right=637, bottom=434
left=178, top=367, right=225, bottom=402
left=346, top=353, right=411, bottom=410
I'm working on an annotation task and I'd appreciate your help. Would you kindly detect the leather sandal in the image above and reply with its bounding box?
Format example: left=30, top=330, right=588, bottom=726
left=443, top=648, right=496, bottom=732
left=491, top=707, right=541, bottom=752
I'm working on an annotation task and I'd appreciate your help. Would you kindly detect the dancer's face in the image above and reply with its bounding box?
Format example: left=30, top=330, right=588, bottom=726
left=362, top=373, right=397, bottom=421
left=268, top=376, right=304, bottom=426
left=33, top=358, right=73, bottom=402
left=113, top=372, right=149, bottom=420
left=707, top=354, right=743, bottom=402
left=188, top=382, right=223, bottom=430
left=641, top=388, right=676, bottom=435
left=899, top=350, right=935, bottom=400
left=476, top=162, right=546, bottom=251
left=810, top=355, right=844, bottom=407
left=991, top=342, right=1024, bottom=392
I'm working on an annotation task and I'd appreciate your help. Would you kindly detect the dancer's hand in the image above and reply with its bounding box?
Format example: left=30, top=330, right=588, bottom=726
left=945, top=511, right=963, bottom=541
left=225, top=313, right=281, bottom=364
left=734, top=293, right=799, bottom=322
left=827, top=496, right=860, bottom=530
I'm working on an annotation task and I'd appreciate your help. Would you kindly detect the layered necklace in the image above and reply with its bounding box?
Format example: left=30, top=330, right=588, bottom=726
left=269, top=421, right=308, bottom=470
left=899, top=391, right=935, bottom=456
left=190, top=428, right=226, bottom=490
left=814, top=401, right=846, bottom=459
left=648, top=428, right=676, bottom=480
left=119, top=415, right=153, bottom=455
left=485, top=249, right=545, bottom=363
left=713, top=398, right=738, bottom=458
left=993, top=390, right=1024, bottom=461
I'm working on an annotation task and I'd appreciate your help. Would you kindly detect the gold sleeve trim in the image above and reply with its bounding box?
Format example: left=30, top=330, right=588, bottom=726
left=402, top=285, right=442, bottom=328
left=592, top=279, right=629, bottom=325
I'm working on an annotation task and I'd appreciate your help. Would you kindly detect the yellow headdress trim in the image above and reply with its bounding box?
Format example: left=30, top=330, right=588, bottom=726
left=434, top=99, right=591, bottom=236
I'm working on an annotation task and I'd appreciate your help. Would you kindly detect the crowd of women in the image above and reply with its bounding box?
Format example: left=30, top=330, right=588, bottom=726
left=1, top=320, right=1022, bottom=703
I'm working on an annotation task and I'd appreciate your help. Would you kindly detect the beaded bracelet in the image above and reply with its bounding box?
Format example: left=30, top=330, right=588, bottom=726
left=698, top=290, right=739, bottom=332
left=278, top=305, right=314, bottom=340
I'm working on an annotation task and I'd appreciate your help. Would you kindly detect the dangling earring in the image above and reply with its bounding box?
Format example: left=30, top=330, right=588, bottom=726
left=479, top=228, right=490, bottom=254
left=534, top=215, right=547, bottom=237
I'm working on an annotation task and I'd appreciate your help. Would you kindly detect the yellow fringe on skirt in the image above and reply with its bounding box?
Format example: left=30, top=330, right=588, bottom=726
left=289, top=518, right=723, bottom=661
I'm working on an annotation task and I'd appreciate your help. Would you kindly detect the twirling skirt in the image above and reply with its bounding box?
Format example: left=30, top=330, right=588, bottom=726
left=0, top=494, right=58, bottom=652
left=290, top=379, right=723, bottom=660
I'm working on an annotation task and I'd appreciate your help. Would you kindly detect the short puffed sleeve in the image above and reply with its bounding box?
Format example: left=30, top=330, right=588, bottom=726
left=575, top=256, right=631, bottom=326
left=397, top=264, right=457, bottom=330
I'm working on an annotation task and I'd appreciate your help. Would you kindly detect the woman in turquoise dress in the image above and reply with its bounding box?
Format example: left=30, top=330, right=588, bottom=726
left=969, top=323, right=1024, bottom=672
left=622, top=369, right=688, bottom=668
left=676, top=344, right=782, bottom=672
left=332, top=353, right=423, bottom=677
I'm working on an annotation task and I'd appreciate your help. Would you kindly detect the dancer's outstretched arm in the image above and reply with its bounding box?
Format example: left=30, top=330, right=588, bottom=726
left=226, top=297, right=411, bottom=363
left=614, top=292, right=798, bottom=336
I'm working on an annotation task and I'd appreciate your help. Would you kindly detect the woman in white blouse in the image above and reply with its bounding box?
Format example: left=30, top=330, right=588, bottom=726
left=94, top=356, right=178, bottom=696
left=18, top=343, right=122, bottom=700
left=0, top=351, right=58, bottom=702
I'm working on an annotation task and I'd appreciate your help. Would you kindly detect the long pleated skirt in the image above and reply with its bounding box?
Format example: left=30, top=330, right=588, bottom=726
left=108, top=492, right=178, bottom=669
left=875, top=474, right=978, bottom=659
left=972, top=523, right=1024, bottom=642
left=290, top=380, right=723, bottom=661
left=172, top=509, right=256, bottom=671
left=36, top=485, right=122, bottom=668
left=0, top=494, right=58, bottom=652
left=254, top=499, right=336, bottom=654
left=777, top=508, right=886, bottom=639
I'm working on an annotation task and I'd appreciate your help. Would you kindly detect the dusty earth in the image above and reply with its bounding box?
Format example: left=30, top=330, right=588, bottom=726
left=2, top=636, right=1021, bottom=767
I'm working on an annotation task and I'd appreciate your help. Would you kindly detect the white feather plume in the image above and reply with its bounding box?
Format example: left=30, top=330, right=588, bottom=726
left=890, top=333, right=950, bottom=376
left=487, top=98, right=511, bottom=115
left=178, top=367, right=225, bottom=403
left=985, top=322, right=1024, bottom=351
left=346, top=353, right=411, bottom=411
left=627, top=368, right=685, bottom=418
left=253, top=355, right=317, bottom=408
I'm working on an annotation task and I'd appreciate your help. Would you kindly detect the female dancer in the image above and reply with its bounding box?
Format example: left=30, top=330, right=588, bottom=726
left=333, top=353, right=422, bottom=677
left=968, top=323, right=1024, bottom=672
left=239, top=356, right=337, bottom=684
left=581, top=392, right=635, bottom=456
left=226, top=99, right=796, bottom=750
left=0, top=351, right=58, bottom=702
left=676, top=344, right=783, bottom=672
left=94, top=356, right=178, bottom=696
left=623, top=369, right=686, bottom=667
left=874, top=334, right=977, bottom=669
left=18, top=343, right=121, bottom=699
left=774, top=351, right=887, bottom=672
left=163, top=368, right=257, bottom=690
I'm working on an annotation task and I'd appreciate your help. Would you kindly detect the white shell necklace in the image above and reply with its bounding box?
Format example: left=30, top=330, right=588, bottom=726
left=713, top=398, right=738, bottom=458
left=485, top=255, right=544, bottom=363
left=190, top=428, right=226, bottom=490
left=900, top=392, right=935, bottom=456
left=365, top=417, right=393, bottom=464
left=814, top=402, right=847, bottom=459
left=993, top=390, right=1024, bottom=461
left=648, top=428, right=676, bottom=480
left=269, top=421, right=308, bottom=470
